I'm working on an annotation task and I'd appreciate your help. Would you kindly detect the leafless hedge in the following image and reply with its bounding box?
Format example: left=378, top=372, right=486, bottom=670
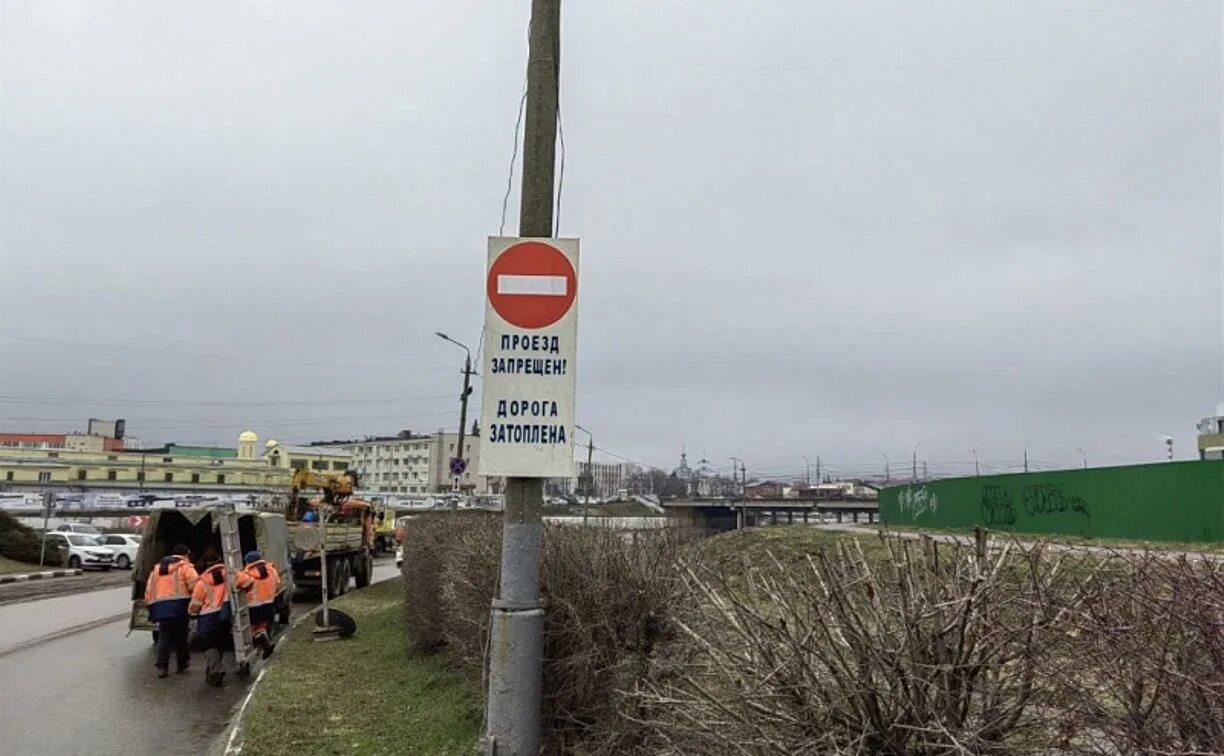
left=627, top=536, right=1224, bottom=756
left=403, top=517, right=1223, bottom=755
left=401, top=512, right=699, bottom=755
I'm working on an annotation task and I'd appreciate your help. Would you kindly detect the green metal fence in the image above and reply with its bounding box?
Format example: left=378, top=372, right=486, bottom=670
left=879, top=461, right=1223, bottom=544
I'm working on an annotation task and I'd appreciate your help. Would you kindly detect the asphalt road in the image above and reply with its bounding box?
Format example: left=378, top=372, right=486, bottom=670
left=0, top=560, right=401, bottom=756
left=0, top=569, right=131, bottom=606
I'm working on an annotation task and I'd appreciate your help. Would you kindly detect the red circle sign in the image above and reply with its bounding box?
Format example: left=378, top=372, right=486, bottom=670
left=487, top=241, right=577, bottom=329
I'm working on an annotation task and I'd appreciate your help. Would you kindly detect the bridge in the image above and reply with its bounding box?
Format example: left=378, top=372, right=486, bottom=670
left=663, top=498, right=879, bottom=533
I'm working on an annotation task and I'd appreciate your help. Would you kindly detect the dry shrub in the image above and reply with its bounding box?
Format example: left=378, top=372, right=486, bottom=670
left=1051, top=553, right=1224, bottom=754
left=400, top=511, right=699, bottom=755
left=630, top=536, right=1099, bottom=755
left=629, top=534, right=1224, bottom=756
left=540, top=524, right=697, bottom=755
left=405, top=516, right=1224, bottom=755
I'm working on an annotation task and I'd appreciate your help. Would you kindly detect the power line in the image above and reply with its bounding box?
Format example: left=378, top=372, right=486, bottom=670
left=0, top=393, right=453, bottom=408
left=7, top=335, right=447, bottom=372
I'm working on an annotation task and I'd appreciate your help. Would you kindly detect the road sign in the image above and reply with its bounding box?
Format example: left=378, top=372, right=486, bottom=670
left=487, top=240, right=578, bottom=329
left=127, top=515, right=148, bottom=529
left=449, top=457, right=467, bottom=476
left=480, top=237, right=579, bottom=478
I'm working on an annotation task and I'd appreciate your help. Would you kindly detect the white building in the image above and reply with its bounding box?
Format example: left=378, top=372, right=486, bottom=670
left=1198, top=405, right=1224, bottom=461
left=311, top=431, right=491, bottom=495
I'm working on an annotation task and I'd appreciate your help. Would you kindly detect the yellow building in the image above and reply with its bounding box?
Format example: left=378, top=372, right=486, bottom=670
left=0, top=430, right=348, bottom=492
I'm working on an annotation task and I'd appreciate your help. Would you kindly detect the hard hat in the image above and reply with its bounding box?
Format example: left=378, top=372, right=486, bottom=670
left=244, top=550, right=262, bottom=564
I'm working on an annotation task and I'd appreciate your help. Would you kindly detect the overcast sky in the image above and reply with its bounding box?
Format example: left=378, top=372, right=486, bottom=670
left=2, top=2, right=1221, bottom=480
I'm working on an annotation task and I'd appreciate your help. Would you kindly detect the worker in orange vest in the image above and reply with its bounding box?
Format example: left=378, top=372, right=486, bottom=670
left=144, top=544, right=199, bottom=678
left=240, top=550, right=281, bottom=659
left=188, top=550, right=253, bottom=687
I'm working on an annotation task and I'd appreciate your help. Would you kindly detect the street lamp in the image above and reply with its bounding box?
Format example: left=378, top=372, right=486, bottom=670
left=1076, top=448, right=1087, bottom=469
left=729, top=457, right=744, bottom=495
left=801, top=455, right=811, bottom=486
left=971, top=448, right=979, bottom=477
left=882, top=454, right=890, bottom=483
left=574, top=424, right=593, bottom=525
left=729, top=456, right=746, bottom=529
left=435, top=332, right=474, bottom=500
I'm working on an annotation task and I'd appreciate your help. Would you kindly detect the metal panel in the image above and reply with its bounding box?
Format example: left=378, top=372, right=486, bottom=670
left=880, top=461, right=1223, bottom=543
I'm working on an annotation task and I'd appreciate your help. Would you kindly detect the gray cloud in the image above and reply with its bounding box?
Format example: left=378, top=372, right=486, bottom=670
left=2, top=1, right=1220, bottom=478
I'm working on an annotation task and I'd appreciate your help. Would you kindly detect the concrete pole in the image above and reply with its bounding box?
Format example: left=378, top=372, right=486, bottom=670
left=454, top=353, right=473, bottom=496
left=484, top=1, right=558, bottom=752
left=39, top=491, right=53, bottom=567
left=583, top=432, right=593, bottom=526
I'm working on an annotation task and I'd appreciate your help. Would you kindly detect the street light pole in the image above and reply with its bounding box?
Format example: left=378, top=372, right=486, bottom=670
left=972, top=448, right=979, bottom=477
left=802, top=455, right=811, bottom=486
left=436, top=332, right=474, bottom=500
left=1076, top=447, right=1087, bottom=470
left=882, top=454, right=890, bottom=483
left=575, top=424, right=593, bottom=526
left=729, top=456, right=745, bottom=529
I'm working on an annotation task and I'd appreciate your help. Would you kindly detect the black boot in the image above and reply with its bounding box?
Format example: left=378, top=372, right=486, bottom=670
left=156, top=664, right=169, bottom=679
left=176, top=660, right=190, bottom=674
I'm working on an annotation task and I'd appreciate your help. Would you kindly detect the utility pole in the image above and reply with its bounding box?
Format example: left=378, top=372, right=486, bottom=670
left=972, top=448, right=979, bottom=477
left=436, top=332, right=474, bottom=501
left=576, top=424, right=593, bottom=525
left=1023, top=447, right=1029, bottom=473
left=484, top=1, right=559, bottom=752
left=455, top=354, right=473, bottom=492
left=883, top=455, right=890, bottom=483
left=816, top=455, right=821, bottom=484
left=802, top=455, right=811, bottom=486
left=39, top=491, right=54, bottom=567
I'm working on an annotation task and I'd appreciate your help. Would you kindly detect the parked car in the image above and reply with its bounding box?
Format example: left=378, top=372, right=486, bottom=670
left=395, top=544, right=403, bottom=568
left=42, top=532, right=115, bottom=570
left=96, top=534, right=141, bottom=570
left=53, top=522, right=104, bottom=536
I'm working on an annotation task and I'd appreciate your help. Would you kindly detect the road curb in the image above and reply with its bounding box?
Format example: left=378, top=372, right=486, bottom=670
left=0, top=569, right=83, bottom=584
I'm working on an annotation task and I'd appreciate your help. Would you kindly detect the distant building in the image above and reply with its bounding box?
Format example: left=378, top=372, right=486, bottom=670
left=1198, top=406, right=1224, bottom=460
left=0, top=429, right=292, bottom=491
left=0, top=432, right=125, bottom=453
left=744, top=481, right=785, bottom=499
left=309, top=428, right=490, bottom=495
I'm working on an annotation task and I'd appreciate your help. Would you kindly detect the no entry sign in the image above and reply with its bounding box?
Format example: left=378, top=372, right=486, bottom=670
left=480, top=237, right=579, bottom=478
left=487, top=241, right=578, bottom=329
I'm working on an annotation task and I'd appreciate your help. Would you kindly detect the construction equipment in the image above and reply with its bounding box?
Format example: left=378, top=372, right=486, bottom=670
left=218, top=504, right=259, bottom=675
left=288, top=468, right=366, bottom=640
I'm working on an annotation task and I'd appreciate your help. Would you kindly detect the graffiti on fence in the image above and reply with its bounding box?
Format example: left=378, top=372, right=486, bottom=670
left=1023, top=484, right=1090, bottom=519
left=979, top=485, right=1016, bottom=526
left=898, top=486, right=939, bottom=519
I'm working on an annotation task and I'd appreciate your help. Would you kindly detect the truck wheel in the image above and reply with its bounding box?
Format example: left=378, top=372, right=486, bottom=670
left=354, top=552, right=372, bottom=589
left=338, top=560, right=351, bottom=595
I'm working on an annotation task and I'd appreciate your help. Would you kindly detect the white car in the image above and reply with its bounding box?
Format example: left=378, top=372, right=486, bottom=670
left=42, top=532, right=115, bottom=570
left=96, top=534, right=142, bottom=570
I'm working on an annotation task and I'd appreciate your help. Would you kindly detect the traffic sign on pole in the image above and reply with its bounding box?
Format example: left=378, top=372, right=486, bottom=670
left=449, top=456, right=467, bottom=477
left=480, top=237, right=579, bottom=478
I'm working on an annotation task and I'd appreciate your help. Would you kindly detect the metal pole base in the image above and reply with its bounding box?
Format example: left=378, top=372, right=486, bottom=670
left=484, top=606, right=544, bottom=756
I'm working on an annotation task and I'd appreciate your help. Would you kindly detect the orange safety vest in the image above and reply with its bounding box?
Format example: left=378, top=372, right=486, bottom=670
left=189, top=564, right=253, bottom=634
left=240, top=560, right=281, bottom=623
left=144, top=555, right=199, bottom=621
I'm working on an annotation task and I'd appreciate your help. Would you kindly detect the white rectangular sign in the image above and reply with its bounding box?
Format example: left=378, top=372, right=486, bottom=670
left=478, top=237, right=579, bottom=478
